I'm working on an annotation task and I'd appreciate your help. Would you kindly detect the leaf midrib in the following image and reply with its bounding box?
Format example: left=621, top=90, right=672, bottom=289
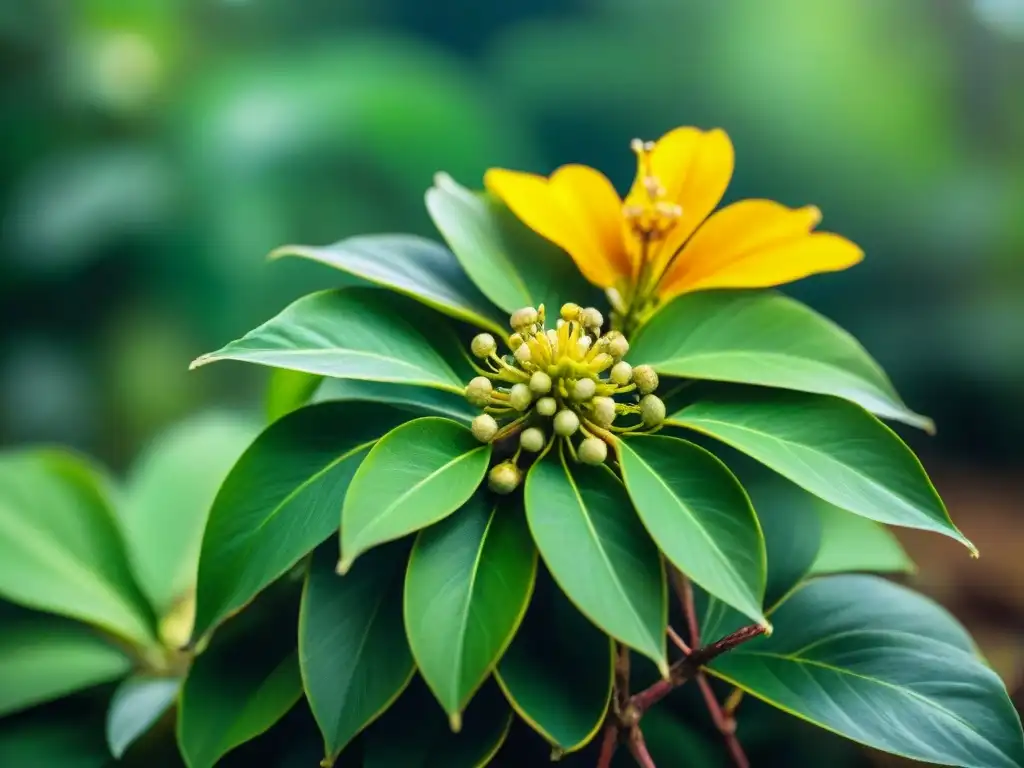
left=674, top=416, right=933, bottom=524
left=620, top=442, right=760, bottom=616
left=560, top=458, right=656, bottom=653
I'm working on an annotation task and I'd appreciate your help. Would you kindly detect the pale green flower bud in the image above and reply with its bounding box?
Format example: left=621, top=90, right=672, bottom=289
left=581, top=307, right=604, bottom=329
left=576, top=336, right=593, bottom=355
left=610, top=361, right=633, bottom=386
left=536, top=397, right=557, bottom=416
left=511, top=306, right=539, bottom=328
left=640, top=394, right=666, bottom=426
left=560, top=302, right=581, bottom=321
left=590, top=396, right=617, bottom=427
left=530, top=371, right=552, bottom=395
left=556, top=318, right=566, bottom=329
left=554, top=409, right=580, bottom=437
left=471, top=333, right=497, bottom=359
left=488, top=461, right=522, bottom=494
left=520, top=427, right=546, bottom=453
left=509, top=383, right=533, bottom=411
left=514, top=344, right=532, bottom=365
left=606, top=333, right=630, bottom=359
left=471, top=413, right=499, bottom=443
left=572, top=378, right=597, bottom=401
left=633, top=364, right=659, bottom=395
left=579, top=437, right=608, bottom=465
left=508, top=333, right=525, bottom=350
left=546, top=329, right=559, bottom=347
left=465, top=376, right=493, bottom=407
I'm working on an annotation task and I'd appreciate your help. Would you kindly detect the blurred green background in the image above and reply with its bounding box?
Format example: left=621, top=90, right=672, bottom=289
left=1, top=0, right=1022, bottom=756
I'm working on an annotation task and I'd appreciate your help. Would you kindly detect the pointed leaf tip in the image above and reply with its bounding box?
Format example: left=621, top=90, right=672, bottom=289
left=335, top=558, right=351, bottom=576
left=449, top=713, right=462, bottom=733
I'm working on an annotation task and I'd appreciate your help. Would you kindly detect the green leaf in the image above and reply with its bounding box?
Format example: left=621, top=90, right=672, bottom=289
left=709, top=575, right=1024, bottom=768
left=405, top=492, right=536, bottom=727
left=0, top=711, right=113, bottom=768
left=810, top=500, right=915, bottom=576
left=670, top=390, right=973, bottom=551
left=191, top=288, right=469, bottom=394
left=299, top=542, right=414, bottom=763
left=339, top=417, right=491, bottom=573
left=630, top=290, right=932, bottom=431
left=617, top=435, right=767, bottom=627
left=524, top=452, right=666, bottom=673
left=192, top=401, right=410, bottom=640
left=266, top=369, right=324, bottom=422
left=0, top=449, right=155, bottom=645
left=121, top=411, right=261, bottom=617
left=271, top=234, right=508, bottom=337
left=177, top=615, right=302, bottom=768
left=426, top=173, right=597, bottom=315
left=105, top=676, right=181, bottom=758
left=495, top=569, right=613, bottom=753
left=363, top=677, right=512, bottom=767
left=0, top=616, right=131, bottom=717
left=315, top=378, right=477, bottom=424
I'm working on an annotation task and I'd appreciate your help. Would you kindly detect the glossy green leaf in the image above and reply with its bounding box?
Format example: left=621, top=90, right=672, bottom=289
left=191, top=288, right=469, bottom=394
left=0, top=449, right=155, bottom=645
left=266, top=369, right=324, bottom=422
left=426, top=173, right=597, bottom=315
left=178, top=616, right=301, bottom=768
left=617, top=435, right=767, bottom=627
left=0, top=617, right=131, bottom=717
left=709, top=575, right=1024, bottom=768
left=340, top=417, right=491, bottom=573
left=363, top=677, right=512, bottom=767
left=300, top=542, right=414, bottom=763
left=524, top=452, right=666, bottom=672
left=670, top=390, right=973, bottom=550
left=192, top=402, right=409, bottom=640
left=121, top=411, right=261, bottom=617
left=630, top=290, right=932, bottom=431
left=315, top=378, right=477, bottom=424
left=495, top=569, right=613, bottom=753
left=271, top=234, right=507, bottom=336
left=697, top=488, right=823, bottom=643
left=106, top=676, right=181, bottom=758
left=811, top=500, right=915, bottom=575
left=405, top=492, right=536, bottom=726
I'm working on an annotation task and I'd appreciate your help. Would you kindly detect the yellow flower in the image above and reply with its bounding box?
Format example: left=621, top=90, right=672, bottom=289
left=485, top=127, right=863, bottom=326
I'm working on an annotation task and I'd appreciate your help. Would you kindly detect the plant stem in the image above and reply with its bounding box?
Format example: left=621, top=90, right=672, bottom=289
left=670, top=569, right=751, bottom=768
left=627, top=727, right=656, bottom=768
left=596, top=722, right=618, bottom=768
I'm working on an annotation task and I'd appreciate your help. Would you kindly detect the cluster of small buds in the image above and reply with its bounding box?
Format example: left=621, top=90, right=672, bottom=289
left=464, top=302, right=666, bottom=495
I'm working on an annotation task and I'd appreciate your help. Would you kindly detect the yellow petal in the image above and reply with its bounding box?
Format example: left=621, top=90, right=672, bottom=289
left=658, top=199, right=863, bottom=298
left=627, top=127, right=735, bottom=275
left=485, top=165, right=629, bottom=288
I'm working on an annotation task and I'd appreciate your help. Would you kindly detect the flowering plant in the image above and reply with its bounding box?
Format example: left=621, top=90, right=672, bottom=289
left=1, top=127, right=1020, bottom=767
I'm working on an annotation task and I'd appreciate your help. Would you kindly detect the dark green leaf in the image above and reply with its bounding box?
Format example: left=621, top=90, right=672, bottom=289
left=495, top=569, right=612, bottom=753
left=0, top=449, right=155, bottom=645
left=670, top=390, right=972, bottom=551
left=192, top=402, right=410, bottom=640
left=810, top=500, right=915, bottom=576
left=363, top=677, right=512, bottom=768
left=122, top=411, right=260, bottom=617
left=266, top=369, right=324, bottom=422
left=178, top=611, right=302, bottom=768
left=339, top=417, right=491, bottom=573
left=630, top=290, right=932, bottom=431
left=426, top=173, right=596, bottom=315
left=0, top=616, right=131, bottom=717
left=709, top=575, right=1024, bottom=768
left=271, top=234, right=508, bottom=336
left=405, top=492, right=536, bottom=726
left=105, top=676, right=181, bottom=758
left=524, top=452, right=666, bottom=673
left=314, top=378, right=477, bottom=424
left=617, top=435, right=767, bottom=626
left=0, top=711, right=113, bottom=768
left=191, top=288, right=470, bottom=394
left=299, top=542, right=414, bottom=763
